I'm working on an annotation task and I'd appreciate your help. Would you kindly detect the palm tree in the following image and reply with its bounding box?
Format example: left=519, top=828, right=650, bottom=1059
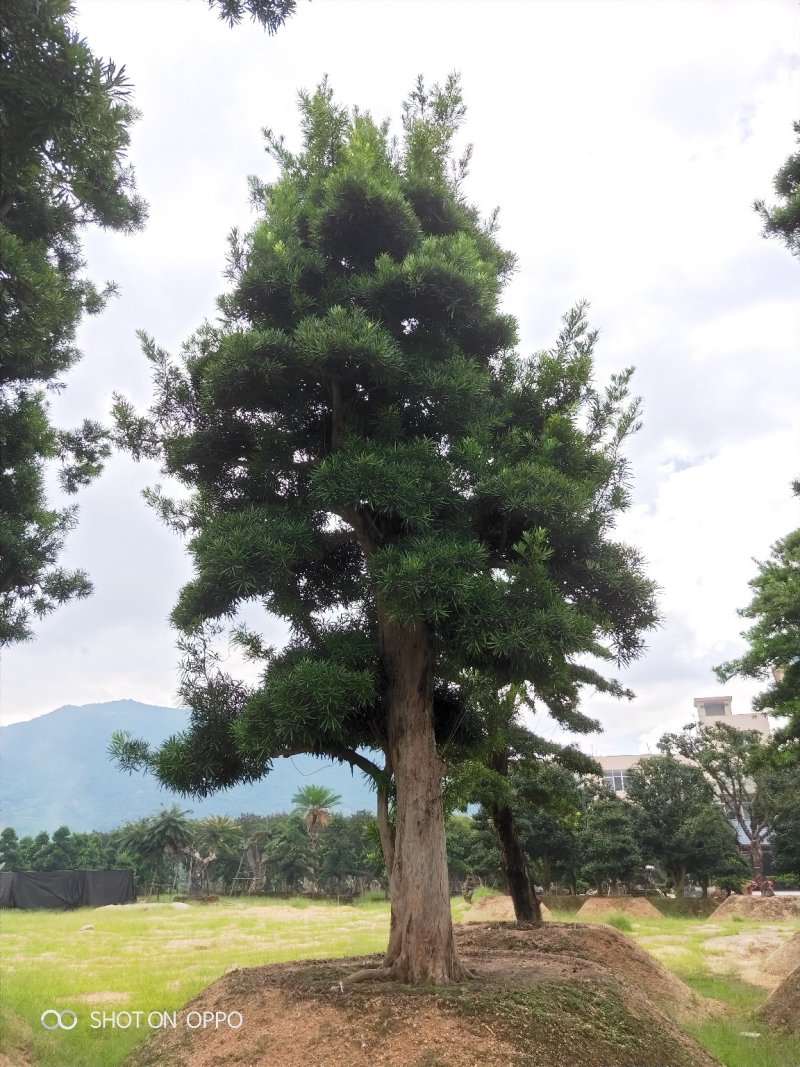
left=196, top=815, right=243, bottom=890
left=291, top=785, right=341, bottom=889
left=291, top=785, right=342, bottom=834
left=136, top=807, right=217, bottom=898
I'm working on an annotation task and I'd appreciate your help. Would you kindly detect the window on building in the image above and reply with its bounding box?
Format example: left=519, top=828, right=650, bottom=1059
left=702, top=702, right=726, bottom=716
left=603, top=770, right=632, bottom=792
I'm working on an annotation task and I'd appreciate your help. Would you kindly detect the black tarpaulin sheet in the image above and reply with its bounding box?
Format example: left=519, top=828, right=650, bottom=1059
left=0, top=871, right=14, bottom=907
left=83, top=869, right=136, bottom=906
left=0, top=869, right=135, bottom=909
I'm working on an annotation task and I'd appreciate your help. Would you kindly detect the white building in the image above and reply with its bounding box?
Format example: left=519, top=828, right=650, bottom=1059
left=597, top=695, right=770, bottom=795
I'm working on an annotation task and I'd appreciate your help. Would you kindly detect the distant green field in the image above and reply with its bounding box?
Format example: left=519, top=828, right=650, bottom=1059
left=1, top=896, right=798, bottom=1067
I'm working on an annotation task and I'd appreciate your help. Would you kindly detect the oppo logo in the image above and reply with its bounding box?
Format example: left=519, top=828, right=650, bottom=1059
left=41, top=1009, right=78, bottom=1031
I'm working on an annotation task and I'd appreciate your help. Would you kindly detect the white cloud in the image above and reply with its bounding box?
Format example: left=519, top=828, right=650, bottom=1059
left=3, top=0, right=798, bottom=745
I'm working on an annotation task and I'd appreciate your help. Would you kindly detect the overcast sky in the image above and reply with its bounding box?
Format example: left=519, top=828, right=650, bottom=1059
left=2, top=0, right=798, bottom=759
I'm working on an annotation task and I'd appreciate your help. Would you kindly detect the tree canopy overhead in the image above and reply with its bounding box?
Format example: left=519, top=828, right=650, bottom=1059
left=0, top=0, right=146, bottom=644
left=209, top=0, right=299, bottom=33
left=113, top=75, right=658, bottom=983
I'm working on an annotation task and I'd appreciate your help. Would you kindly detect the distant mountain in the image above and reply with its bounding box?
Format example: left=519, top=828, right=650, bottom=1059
left=0, top=700, right=375, bottom=836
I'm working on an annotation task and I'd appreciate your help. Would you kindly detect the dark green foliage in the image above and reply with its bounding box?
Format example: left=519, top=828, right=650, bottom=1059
left=658, top=722, right=798, bottom=877
left=112, top=78, right=657, bottom=958
left=113, top=76, right=657, bottom=801
left=766, top=767, right=800, bottom=877
left=209, top=0, right=298, bottom=33
left=264, top=814, right=313, bottom=890
left=0, top=824, right=128, bottom=874
left=0, top=0, right=145, bottom=643
left=754, top=120, right=800, bottom=258
left=625, top=756, right=740, bottom=894
left=577, top=796, right=643, bottom=894
left=517, top=808, right=581, bottom=893
left=445, top=813, right=502, bottom=884
left=715, top=519, right=800, bottom=757
left=318, top=811, right=384, bottom=889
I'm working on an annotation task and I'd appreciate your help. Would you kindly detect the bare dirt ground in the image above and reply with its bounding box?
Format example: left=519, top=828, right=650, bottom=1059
left=577, top=895, right=662, bottom=919
left=765, top=931, right=800, bottom=980
left=125, top=922, right=720, bottom=1067
left=758, top=963, right=800, bottom=1036
left=712, top=895, right=800, bottom=920
left=702, top=927, right=795, bottom=990
left=461, top=894, right=553, bottom=922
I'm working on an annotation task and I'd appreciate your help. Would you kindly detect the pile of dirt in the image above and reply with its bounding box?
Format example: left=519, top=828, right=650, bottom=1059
left=765, top=931, right=800, bottom=980
left=455, top=922, right=712, bottom=1023
left=757, top=963, right=800, bottom=1036
left=125, top=924, right=720, bottom=1067
left=462, top=894, right=553, bottom=922
left=712, top=895, right=800, bottom=920
left=577, top=896, right=662, bottom=919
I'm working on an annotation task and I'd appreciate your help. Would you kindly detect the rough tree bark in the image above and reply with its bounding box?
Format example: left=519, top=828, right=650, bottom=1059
left=488, top=800, right=542, bottom=924
left=486, top=748, right=542, bottom=925
left=379, top=611, right=470, bottom=983
left=750, top=838, right=765, bottom=881
left=168, top=843, right=216, bottom=898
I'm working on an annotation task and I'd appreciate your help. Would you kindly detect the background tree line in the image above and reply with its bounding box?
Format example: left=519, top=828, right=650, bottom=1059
left=4, top=744, right=798, bottom=898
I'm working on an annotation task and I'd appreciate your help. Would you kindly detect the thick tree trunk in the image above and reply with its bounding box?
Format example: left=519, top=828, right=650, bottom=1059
left=380, top=613, right=469, bottom=984
left=489, top=801, right=542, bottom=924
left=169, top=843, right=216, bottom=898
left=749, top=837, right=764, bottom=881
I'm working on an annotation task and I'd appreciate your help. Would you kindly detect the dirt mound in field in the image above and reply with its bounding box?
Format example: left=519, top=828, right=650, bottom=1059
left=577, top=896, right=662, bottom=919
left=758, top=963, right=800, bottom=1036
left=125, top=925, right=720, bottom=1067
left=712, top=895, right=800, bottom=920
left=765, top=931, right=800, bottom=979
left=462, top=894, right=552, bottom=922
left=455, top=922, right=712, bottom=1023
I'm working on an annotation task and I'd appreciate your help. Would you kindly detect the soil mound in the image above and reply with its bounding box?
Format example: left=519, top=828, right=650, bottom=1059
left=712, top=895, right=800, bottom=920
left=577, top=896, right=662, bottom=919
left=125, top=925, right=720, bottom=1067
left=462, top=894, right=552, bottom=922
left=765, top=931, right=800, bottom=980
left=757, top=963, right=800, bottom=1036
left=455, top=921, right=711, bottom=1022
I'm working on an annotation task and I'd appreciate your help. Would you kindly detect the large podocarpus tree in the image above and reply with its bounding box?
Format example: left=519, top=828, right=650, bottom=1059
left=114, top=77, right=657, bottom=983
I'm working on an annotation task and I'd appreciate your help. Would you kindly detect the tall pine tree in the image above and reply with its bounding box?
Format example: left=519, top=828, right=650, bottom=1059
left=113, top=77, right=657, bottom=983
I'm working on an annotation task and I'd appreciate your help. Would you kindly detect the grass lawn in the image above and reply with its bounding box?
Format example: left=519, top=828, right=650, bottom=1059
left=1, top=895, right=798, bottom=1067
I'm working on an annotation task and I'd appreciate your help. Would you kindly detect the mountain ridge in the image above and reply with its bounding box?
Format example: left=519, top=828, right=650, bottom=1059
left=0, top=700, right=375, bottom=835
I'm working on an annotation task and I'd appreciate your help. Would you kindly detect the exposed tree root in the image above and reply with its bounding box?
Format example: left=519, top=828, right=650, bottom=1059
left=341, top=965, right=398, bottom=986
